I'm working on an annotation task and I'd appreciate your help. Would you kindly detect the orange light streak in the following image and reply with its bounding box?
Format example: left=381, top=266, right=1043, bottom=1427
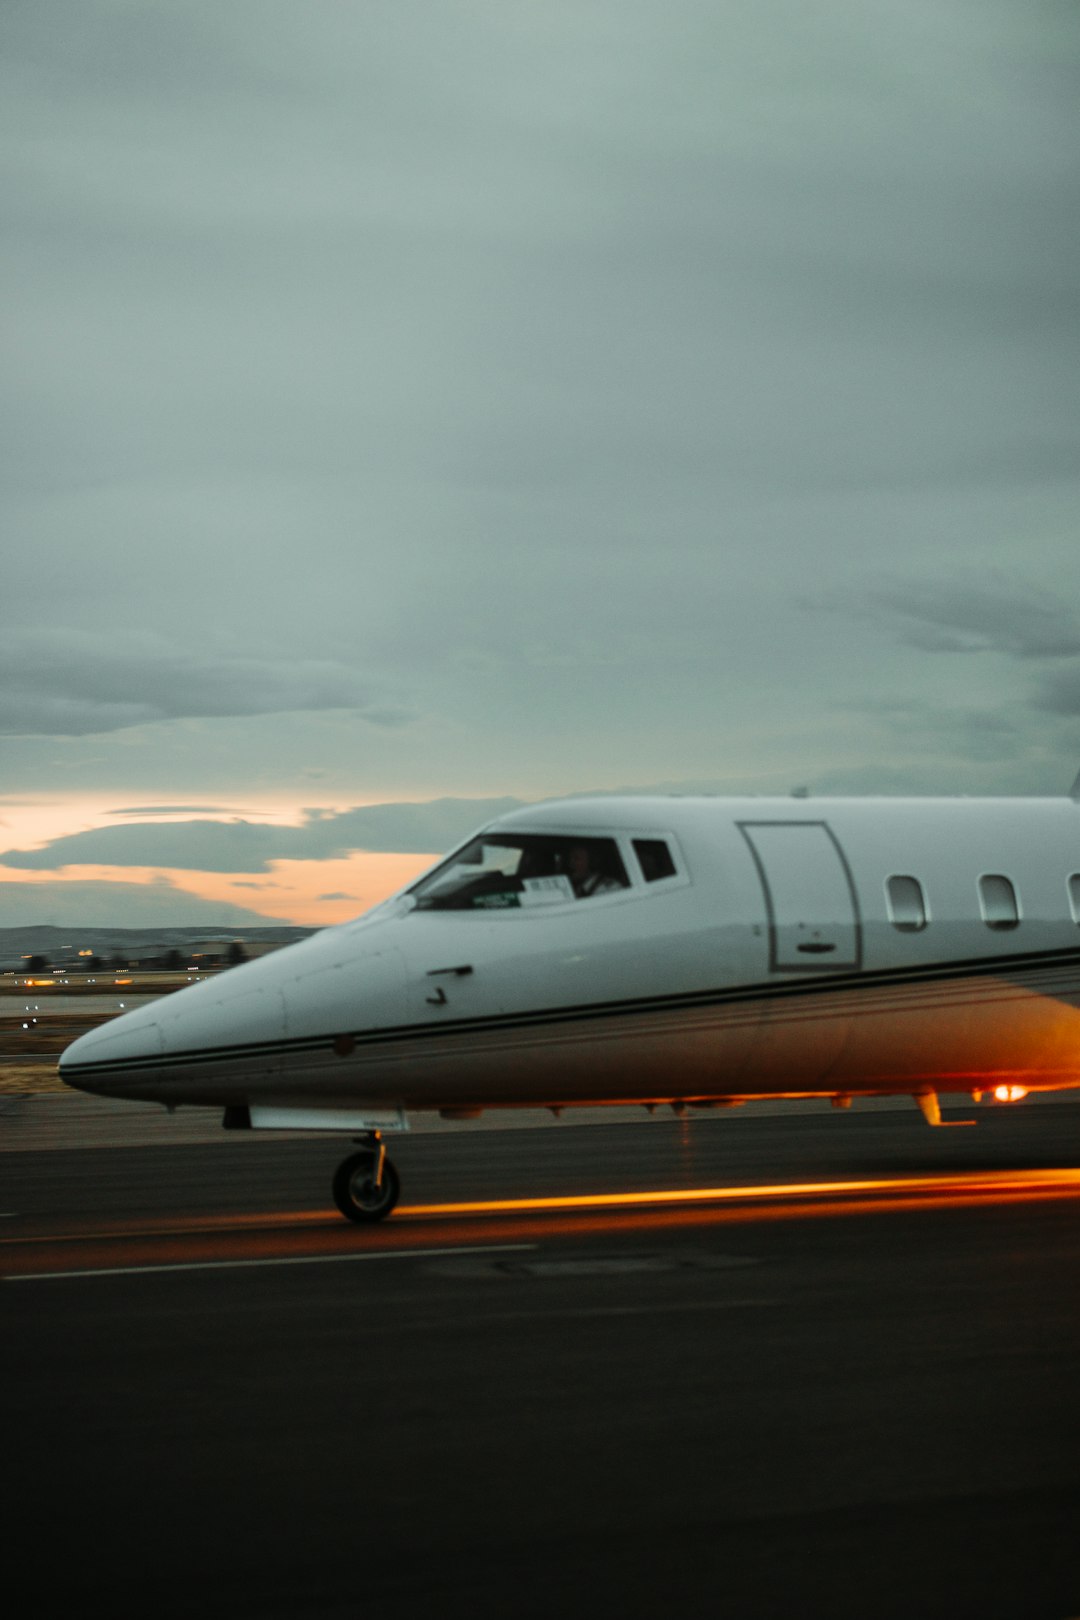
left=3, top=1170, right=1079, bottom=1263
left=394, top=1169, right=1080, bottom=1220
left=10, top=1177, right=1080, bottom=1278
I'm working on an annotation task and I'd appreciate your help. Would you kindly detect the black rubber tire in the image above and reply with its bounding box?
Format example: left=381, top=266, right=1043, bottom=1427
left=332, top=1151, right=401, bottom=1224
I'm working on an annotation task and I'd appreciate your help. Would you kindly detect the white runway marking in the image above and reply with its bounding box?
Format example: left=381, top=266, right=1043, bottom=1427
left=558, top=1298, right=775, bottom=1316
left=8, top=1242, right=537, bottom=1282
left=474, top=1299, right=777, bottom=1324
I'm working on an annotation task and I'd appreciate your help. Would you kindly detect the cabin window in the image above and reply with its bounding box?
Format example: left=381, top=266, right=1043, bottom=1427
left=410, top=833, right=630, bottom=910
left=633, top=839, right=677, bottom=883
left=978, top=874, right=1020, bottom=930
left=886, top=875, right=927, bottom=932
left=1068, top=874, right=1080, bottom=924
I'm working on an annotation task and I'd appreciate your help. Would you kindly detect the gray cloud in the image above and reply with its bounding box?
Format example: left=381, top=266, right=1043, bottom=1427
left=0, top=630, right=410, bottom=737
left=827, top=576, right=1080, bottom=731
left=1, top=1, right=1078, bottom=862
left=812, top=578, right=1080, bottom=764
left=107, top=804, right=260, bottom=816
left=1035, top=670, right=1080, bottom=718
left=0, top=798, right=523, bottom=872
left=845, top=577, right=1080, bottom=659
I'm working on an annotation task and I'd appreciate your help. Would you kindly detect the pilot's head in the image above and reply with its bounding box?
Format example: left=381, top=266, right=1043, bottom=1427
left=566, top=844, right=592, bottom=884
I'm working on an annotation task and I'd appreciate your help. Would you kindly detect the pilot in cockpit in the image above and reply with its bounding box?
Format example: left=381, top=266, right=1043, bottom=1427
left=566, top=843, right=625, bottom=899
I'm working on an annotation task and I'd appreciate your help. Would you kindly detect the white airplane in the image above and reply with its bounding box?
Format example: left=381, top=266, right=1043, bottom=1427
left=60, top=788, right=1080, bottom=1222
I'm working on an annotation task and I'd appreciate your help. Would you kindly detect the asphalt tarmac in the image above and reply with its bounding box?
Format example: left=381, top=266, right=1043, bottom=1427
left=4, top=1099, right=1080, bottom=1619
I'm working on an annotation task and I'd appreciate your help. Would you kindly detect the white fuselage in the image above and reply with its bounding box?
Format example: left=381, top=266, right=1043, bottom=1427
left=59, top=794, right=1080, bottom=1116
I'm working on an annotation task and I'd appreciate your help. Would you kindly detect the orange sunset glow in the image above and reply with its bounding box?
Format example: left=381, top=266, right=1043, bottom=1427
left=0, top=798, right=439, bottom=926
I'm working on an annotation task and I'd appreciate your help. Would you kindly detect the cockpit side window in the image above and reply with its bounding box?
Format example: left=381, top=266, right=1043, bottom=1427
left=633, top=839, right=677, bottom=882
left=411, top=834, right=630, bottom=911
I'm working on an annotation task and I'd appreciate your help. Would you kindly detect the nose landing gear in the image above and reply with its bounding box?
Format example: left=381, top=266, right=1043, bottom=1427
left=332, top=1131, right=401, bottom=1223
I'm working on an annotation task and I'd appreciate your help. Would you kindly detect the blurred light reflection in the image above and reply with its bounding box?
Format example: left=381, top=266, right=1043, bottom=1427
left=6, top=1169, right=1080, bottom=1280
left=399, top=1168, right=1080, bottom=1221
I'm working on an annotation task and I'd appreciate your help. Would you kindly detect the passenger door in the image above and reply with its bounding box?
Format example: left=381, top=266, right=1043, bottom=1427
left=739, top=822, right=861, bottom=971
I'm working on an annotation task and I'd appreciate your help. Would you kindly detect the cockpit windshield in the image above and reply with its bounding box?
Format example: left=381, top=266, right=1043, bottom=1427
left=411, top=834, right=630, bottom=911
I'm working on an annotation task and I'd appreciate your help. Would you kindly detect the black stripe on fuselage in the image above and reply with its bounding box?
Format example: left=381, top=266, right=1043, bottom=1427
left=58, top=942, right=1080, bottom=1084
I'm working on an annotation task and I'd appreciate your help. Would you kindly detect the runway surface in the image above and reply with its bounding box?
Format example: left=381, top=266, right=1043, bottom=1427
left=4, top=1097, right=1080, bottom=1618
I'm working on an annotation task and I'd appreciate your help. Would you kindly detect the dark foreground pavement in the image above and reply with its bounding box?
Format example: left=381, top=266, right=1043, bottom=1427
left=3, top=1103, right=1080, bottom=1619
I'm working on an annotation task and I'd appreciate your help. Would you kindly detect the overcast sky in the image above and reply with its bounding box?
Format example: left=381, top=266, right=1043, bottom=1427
left=3, top=1, right=1078, bottom=928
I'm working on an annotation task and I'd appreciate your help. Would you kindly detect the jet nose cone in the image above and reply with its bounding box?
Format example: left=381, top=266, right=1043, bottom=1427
left=154, top=979, right=286, bottom=1054
left=59, top=1004, right=163, bottom=1096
